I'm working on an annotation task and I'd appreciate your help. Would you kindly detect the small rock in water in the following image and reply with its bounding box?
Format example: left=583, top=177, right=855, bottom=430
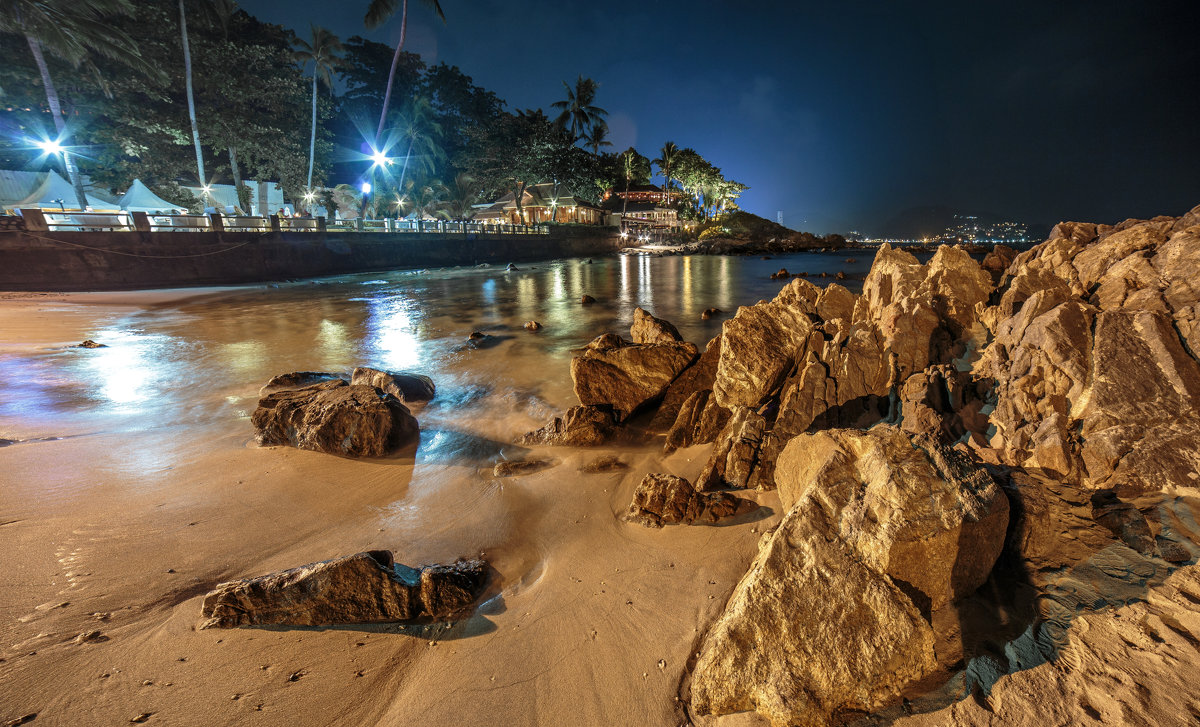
left=493, top=459, right=553, bottom=477
left=579, top=455, right=627, bottom=473
left=836, top=271, right=846, bottom=280
left=700, top=307, right=723, bottom=320
left=506, top=263, right=518, bottom=271
left=844, top=257, right=857, bottom=263
left=769, top=268, right=789, bottom=280
left=468, top=331, right=486, bottom=341
left=580, top=294, right=596, bottom=305
left=523, top=321, right=542, bottom=331
left=76, top=339, right=106, bottom=348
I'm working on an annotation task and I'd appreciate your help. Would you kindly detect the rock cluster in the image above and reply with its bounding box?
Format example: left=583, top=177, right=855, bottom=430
left=625, top=473, right=755, bottom=527
left=199, top=551, right=487, bottom=628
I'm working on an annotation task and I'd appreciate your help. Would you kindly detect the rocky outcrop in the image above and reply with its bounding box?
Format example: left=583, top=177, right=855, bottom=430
left=350, top=367, right=436, bottom=403
left=630, top=307, right=683, bottom=344
left=625, top=473, right=756, bottom=527
left=493, top=459, right=553, bottom=477
left=520, top=404, right=618, bottom=447
left=976, top=207, right=1200, bottom=495
left=892, top=565, right=1200, bottom=727
left=571, top=334, right=697, bottom=422
left=691, top=426, right=1008, bottom=726
left=252, top=380, right=418, bottom=457
left=648, top=335, right=722, bottom=433
left=199, top=551, right=487, bottom=628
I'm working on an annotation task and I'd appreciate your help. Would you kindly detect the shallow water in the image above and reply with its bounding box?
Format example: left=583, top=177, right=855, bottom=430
left=0, top=250, right=871, bottom=444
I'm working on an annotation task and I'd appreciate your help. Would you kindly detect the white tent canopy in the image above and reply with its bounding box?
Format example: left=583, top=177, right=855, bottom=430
left=0, top=169, right=120, bottom=212
left=119, top=179, right=182, bottom=213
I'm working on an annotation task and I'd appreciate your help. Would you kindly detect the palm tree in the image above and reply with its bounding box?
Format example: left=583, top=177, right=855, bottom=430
left=396, top=178, right=446, bottom=232
left=551, top=75, right=607, bottom=144
left=393, top=96, right=443, bottom=195
left=177, top=0, right=208, bottom=205
left=364, top=0, right=445, bottom=146
left=2, top=0, right=149, bottom=210
left=583, top=122, right=613, bottom=157
left=438, top=173, right=479, bottom=221
left=653, top=141, right=678, bottom=206
left=293, top=26, right=344, bottom=203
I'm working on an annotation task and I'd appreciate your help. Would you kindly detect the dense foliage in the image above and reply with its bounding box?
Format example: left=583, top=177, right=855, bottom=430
left=0, top=0, right=746, bottom=219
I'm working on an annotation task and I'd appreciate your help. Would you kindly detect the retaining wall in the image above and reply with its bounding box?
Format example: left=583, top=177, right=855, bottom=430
left=0, top=227, right=622, bottom=291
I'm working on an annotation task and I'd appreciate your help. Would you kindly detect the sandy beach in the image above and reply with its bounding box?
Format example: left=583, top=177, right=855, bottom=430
left=0, top=260, right=794, bottom=726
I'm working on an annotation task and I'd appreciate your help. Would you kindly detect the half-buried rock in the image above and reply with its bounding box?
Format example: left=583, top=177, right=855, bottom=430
left=625, top=473, right=756, bottom=527
left=199, top=551, right=487, bottom=628
left=350, top=366, right=436, bottom=404
left=253, top=379, right=418, bottom=457
left=258, top=370, right=345, bottom=397
left=571, top=333, right=697, bottom=422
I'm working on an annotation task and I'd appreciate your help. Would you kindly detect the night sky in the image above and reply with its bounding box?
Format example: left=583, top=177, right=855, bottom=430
left=240, top=0, right=1200, bottom=235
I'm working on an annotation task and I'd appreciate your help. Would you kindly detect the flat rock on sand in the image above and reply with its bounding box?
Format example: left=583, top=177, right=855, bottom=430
left=200, top=551, right=487, bottom=628
left=252, top=380, right=418, bottom=457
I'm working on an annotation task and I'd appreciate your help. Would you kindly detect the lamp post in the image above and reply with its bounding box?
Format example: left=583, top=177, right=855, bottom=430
left=360, top=181, right=372, bottom=220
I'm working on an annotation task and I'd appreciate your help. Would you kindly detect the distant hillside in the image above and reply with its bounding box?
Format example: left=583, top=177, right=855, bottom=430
left=695, top=211, right=797, bottom=241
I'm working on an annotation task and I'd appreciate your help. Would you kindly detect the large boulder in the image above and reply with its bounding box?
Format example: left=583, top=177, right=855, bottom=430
left=350, top=367, right=435, bottom=403
left=624, top=473, right=755, bottom=527
left=199, top=551, right=487, bottom=629
left=690, top=496, right=937, bottom=727
left=692, top=425, right=1009, bottom=726
left=630, top=307, right=683, bottom=344
left=520, top=404, right=618, bottom=447
left=711, top=288, right=816, bottom=410
left=571, top=335, right=697, bottom=422
left=252, top=380, right=418, bottom=457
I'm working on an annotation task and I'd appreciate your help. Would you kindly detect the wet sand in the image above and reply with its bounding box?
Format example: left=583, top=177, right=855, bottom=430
left=1, top=255, right=854, bottom=726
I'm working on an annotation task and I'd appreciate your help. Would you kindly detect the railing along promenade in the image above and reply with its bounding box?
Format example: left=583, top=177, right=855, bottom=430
left=14, top=208, right=549, bottom=236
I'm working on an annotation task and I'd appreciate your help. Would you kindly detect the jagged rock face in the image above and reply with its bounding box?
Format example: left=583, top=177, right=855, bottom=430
left=892, top=565, right=1200, bottom=727
left=571, top=336, right=698, bottom=422
left=630, top=307, right=683, bottom=345
left=692, top=426, right=1008, bottom=726
left=711, top=280, right=818, bottom=410
left=695, top=406, right=767, bottom=491
left=624, top=473, right=755, bottom=527
left=976, top=210, right=1200, bottom=495
left=899, top=364, right=990, bottom=440
left=258, top=370, right=345, bottom=397
left=520, top=404, right=618, bottom=447
left=816, top=282, right=856, bottom=322
left=350, top=367, right=435, bottom=403
left=252, top=380, right=418, bottom=457
left=690, top=495, right=937, bottom=727
left=648, top=335, right=722, bottom=432
left=775, top=426, right=1009, bottom=610
left=662, top=389, right=710, bottom=454
left=199, top=551, right=487, bottom=628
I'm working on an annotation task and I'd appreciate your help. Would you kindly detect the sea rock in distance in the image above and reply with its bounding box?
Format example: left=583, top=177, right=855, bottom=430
left=252, top=380, right=418, bottom=457
left=199, top=551, right=487, bottom=628
left=258, top=370, right=344, bottom=397
left=521, top=404, right=618, bottom=447
left=571, top=335, right=698, bottom=422
left=624, top=473, right=755, bottom=527
left=350, top=367, right=436, bottom=403
left=630, top=307, right=683, bottom=345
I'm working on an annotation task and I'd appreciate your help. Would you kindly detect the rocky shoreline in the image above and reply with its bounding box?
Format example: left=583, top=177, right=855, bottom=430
left=517, top=203, right=1200, bottom=724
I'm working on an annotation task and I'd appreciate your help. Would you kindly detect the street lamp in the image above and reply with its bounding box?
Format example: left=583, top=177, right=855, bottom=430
left=36, top=138, right=64, bottom=156
left=360, top=181, right=372, bottom=219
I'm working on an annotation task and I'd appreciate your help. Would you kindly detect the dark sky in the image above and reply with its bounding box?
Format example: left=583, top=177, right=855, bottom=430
left=241, top=0, right=1200, bottom=234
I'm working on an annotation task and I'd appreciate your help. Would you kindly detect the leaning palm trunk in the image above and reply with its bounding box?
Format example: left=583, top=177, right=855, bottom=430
left=396, top=136, right=416, bottom=197
left=307, top=74, right=318, bottom=191
left=179, top=0, right=206, bottom=199
left=26, top=35, right=88, bottom=210
left=375, top=0, right=409, bottom=144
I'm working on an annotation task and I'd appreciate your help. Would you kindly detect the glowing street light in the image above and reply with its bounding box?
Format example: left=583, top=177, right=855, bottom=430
left=361, top=181, right=372, bottom=195
left=370, top=150, right=390, bottom=168
left=37, top=138, right=64, bottom=156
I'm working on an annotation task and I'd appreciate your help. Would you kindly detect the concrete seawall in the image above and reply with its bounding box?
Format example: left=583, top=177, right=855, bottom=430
left=0, top=227, right=622, bottom=291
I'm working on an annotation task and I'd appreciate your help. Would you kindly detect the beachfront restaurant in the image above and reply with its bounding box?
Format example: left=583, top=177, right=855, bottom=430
left=474, top=183, right=603, bottom=225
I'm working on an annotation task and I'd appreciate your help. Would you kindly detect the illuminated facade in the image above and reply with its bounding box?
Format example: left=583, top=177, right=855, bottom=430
left=474, top=183, right=603, bottom=225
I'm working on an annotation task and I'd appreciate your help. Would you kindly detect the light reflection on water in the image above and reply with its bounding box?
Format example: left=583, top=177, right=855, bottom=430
left=0, top=251, right=872, bottom=445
